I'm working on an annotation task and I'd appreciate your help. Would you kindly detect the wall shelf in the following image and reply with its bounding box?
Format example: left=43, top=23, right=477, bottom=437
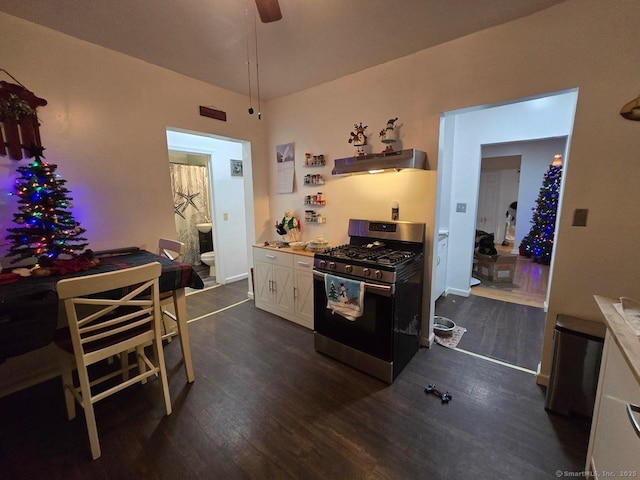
left=304, top=153, right=326, bottom=167
left=304, top=209, right=326, bottom=223
left=303, top=174, right=325, bottom=185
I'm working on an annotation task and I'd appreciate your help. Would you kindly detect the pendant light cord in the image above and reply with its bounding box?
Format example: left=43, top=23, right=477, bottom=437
left=244, top=7, right=253, bottom=114
left=254, top=15, right=262, bottom=119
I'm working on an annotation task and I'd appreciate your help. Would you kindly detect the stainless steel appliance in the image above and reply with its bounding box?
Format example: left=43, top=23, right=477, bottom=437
left=313, top=219, right=425, bottom=383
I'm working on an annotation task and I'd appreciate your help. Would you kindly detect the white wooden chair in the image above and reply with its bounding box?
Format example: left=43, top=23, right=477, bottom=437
left=54, top=262, right=172, bottom=460
left=157, top=238, right=186, bottom=341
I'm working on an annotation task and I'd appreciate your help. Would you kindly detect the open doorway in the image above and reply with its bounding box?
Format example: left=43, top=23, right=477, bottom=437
left=429, top=89, right=578, bottom=370
left=166, top=129, right=254, bottom=288
left=470, top=137, right=568, bottom=308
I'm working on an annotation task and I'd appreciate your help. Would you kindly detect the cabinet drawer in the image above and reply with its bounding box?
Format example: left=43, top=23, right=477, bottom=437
left=253, top=247, right=293, bottom=267
left=293, top=254, right=314, bottom=272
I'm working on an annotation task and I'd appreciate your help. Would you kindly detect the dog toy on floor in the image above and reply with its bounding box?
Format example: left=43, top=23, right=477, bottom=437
left=424, top=384, right=453, bottom=404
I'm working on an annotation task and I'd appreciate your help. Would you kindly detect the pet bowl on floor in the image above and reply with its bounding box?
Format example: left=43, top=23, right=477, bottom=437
left=433, top=316, right=456, bottom=336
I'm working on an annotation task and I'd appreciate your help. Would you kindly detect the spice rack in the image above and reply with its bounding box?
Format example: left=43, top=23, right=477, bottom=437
left=304, top=153, right=326, bottom=167
left=303, top=174, right=325, bottom=185
left=304, top=192, right=326, bottom=206
left=304, top=210, right=326, bottom=224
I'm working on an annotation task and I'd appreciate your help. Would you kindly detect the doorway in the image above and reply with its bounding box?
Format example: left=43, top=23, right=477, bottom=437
left=166, top=129, right=253, bottom=287
left=470, top=137, right=568, bottom=308
left=430, top=89, right=578, bottom=366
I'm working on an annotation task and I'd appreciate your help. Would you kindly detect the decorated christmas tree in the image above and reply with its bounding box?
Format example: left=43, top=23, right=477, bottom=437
left=6, top=146, right=88, bottom=264
left=519, top=155, right=563, bottom=264
left=328, top=281, right=339, bottom=301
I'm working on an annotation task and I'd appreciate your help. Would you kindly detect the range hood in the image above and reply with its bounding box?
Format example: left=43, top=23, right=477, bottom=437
left=331, top=149, right=428, bottom=175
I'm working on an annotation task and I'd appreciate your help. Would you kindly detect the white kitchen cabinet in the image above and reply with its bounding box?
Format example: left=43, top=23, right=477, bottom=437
left=587, top=297, right=640, bottom=476
left=253, top=246, right=314, bottom=329
left=254, top=248, right=294, bottom=316
left=293, top=254, right=314, bottom=329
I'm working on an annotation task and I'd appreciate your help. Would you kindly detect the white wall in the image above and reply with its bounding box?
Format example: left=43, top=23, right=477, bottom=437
left=166, top=130, right=250, bottom=284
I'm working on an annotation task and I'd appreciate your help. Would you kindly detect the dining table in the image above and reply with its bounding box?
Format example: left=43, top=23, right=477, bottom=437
left=0, top=247, right=204, bottom=383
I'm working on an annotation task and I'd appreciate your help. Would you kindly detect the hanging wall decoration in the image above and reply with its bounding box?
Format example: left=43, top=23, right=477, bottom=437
left=0, top=70, right=48, bottom=160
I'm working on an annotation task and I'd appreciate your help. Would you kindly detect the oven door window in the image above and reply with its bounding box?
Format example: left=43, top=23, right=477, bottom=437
left=314, top=276, right=394, bottom=361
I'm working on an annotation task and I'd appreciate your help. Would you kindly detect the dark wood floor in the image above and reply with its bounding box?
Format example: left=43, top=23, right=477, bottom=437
left=0, top=280, right=589, bottom=479
left=435, top=294, right=545, bottom=371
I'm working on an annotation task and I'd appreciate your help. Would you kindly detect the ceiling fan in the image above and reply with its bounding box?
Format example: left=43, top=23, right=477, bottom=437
left=255, top=0, right=282, bottom=23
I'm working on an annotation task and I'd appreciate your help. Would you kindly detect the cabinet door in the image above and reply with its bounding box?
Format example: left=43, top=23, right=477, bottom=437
left=294, top=270, right=314, bottom=329
left=273, top=264, right=294, bottom=315
left=254, top=261, right=275, bottom=309
left=591, top=335, right=640, bottom=474
left=434, top=236, right=448, bottom=299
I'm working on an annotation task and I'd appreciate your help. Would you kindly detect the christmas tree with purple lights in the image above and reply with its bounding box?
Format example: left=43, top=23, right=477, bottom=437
left=6, top=146, right=87, bottom=264
left=519, top=155, right=563, bottom=264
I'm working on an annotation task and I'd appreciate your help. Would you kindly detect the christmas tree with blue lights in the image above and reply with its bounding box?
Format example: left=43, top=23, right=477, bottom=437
left=6, top=146, right=87, bottom=264
left=519, top=155, right=563, bottom=265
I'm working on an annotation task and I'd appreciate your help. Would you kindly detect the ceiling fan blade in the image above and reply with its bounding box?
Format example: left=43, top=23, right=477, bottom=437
left=255, top=0, right=282, bottom=23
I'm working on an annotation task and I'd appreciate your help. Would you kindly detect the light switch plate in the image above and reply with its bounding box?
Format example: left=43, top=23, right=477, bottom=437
left=456, top=203, right=467, bottom=213
left=223, top=213, right=229, bottom=221
left=573, top=208, right=588, bottom=227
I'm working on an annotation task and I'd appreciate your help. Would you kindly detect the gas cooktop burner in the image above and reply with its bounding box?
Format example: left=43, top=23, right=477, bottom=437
left=322, top=244, right=417, bottom=266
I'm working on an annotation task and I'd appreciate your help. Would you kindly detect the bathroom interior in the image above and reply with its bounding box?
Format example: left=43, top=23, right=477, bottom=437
left=168, top=151, right=217, bottom=288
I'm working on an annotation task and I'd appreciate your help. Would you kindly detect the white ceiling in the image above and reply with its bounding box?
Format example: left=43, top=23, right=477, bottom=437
left=0, top=0, right=567, bottom=101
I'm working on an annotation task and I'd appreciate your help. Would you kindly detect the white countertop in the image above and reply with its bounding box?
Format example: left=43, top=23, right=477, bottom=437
left=253, top=243, right=316, bottom=257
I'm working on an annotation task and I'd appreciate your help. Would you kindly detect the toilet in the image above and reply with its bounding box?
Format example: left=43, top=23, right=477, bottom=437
left=200, top=251, right=216, bottom=278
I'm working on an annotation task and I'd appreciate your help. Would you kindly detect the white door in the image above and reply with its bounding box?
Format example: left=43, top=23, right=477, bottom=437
left=477, top=171, right=500, bottom=235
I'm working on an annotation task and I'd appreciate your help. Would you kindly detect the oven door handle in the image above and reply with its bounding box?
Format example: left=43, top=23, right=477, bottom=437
left=313, top=270, right=394, bottom=297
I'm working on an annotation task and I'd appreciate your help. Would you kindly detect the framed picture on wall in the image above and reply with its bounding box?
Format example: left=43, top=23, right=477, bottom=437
left=230, top=159, right=243, bottom=177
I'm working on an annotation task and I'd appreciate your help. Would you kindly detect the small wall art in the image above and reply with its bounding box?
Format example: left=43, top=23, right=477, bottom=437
left=230, top=159, right=243, bottom=177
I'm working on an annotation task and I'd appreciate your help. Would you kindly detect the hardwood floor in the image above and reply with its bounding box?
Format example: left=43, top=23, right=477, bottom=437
left=435, top=294, right=545, bottom=371
left=0, top=280, right=589, bottom=479
left=471, top=245, right=549, bottom=308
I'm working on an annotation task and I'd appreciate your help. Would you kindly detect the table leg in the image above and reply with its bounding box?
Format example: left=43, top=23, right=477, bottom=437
left=173, top=287, right=194, bottom=383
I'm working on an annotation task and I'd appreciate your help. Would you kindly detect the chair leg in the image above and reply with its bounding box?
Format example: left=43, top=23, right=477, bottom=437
left=136, top=346, right=147, bottom=385
left=120, top=351, right=129, bottom=381
left=59, top=352, right=76, bottom=420
left=76, top=366, right=101, bottom=460
left=152, top=338, right=172, bottom=416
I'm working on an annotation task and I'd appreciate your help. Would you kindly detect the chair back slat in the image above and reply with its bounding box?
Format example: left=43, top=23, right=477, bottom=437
left=57, top=263, right=162, bottom=362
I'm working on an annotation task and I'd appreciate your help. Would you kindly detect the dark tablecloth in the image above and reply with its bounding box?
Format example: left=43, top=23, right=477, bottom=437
left=0, top=249, right=204, bottom=360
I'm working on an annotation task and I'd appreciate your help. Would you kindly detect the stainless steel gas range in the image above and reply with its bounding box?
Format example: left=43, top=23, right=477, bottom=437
left=313, top=219, right=425, bottom=383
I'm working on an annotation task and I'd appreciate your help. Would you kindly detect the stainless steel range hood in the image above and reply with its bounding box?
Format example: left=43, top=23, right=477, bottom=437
left=332, top=148, right=428, bottom=175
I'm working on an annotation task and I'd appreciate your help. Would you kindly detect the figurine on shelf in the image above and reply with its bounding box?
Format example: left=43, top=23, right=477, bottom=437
left=348, top=122, right=368, bottom=156
left=379, top=117, right=398, bottom=152
left=275, top=210, right=301, bottom=242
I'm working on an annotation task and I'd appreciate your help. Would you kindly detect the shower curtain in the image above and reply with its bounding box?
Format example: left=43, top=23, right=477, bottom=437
left=169, top=163, right=211, bottom=265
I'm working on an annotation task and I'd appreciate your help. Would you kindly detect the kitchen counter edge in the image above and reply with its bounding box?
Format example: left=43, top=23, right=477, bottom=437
left=253, top=244, right=316, bottom=258
left=594, top=295, right=640, bottom=385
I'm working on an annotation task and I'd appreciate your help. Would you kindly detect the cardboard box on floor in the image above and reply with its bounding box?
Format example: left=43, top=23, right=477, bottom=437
left=475, top=253, right=517, bottom=283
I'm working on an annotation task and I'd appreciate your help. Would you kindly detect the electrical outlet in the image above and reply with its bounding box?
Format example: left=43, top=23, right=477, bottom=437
left=456, top=203, right=467, bottom=213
